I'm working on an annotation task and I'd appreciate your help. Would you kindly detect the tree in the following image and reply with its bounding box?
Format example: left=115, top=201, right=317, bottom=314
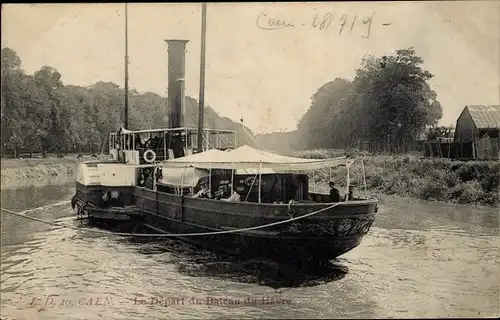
left=1, top=48, right=28, bottom=156
left=0, top=47, right=262, bottom=157
left=1, top=47, right=21, bottom=74
left=285, top=47, right=442, bottom=153
left=296, top=78, right=353, bottom=149
left=32, top=66, right=66, bottom=152
left=350, top=48, right=442, bottom=152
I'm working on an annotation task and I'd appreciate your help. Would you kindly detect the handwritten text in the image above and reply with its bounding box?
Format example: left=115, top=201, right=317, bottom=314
left=256, top=11, right=386, bottom=39
left=256, top=12, right=295, bottom=30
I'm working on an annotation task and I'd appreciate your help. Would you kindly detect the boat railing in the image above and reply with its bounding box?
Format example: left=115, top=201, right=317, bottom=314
left=108, top=127, right=237, bottom=164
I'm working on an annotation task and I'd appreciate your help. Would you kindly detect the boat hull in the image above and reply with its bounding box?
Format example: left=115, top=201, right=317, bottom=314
left=134, top=187, right=376, bottom=263
left=142, top=216, right=365, bottom=263
left=73, top=183, right=377, bottom=263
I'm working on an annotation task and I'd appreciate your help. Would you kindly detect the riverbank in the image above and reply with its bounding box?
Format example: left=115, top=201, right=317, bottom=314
left=2, top=152, right=499, bottom=207
left=1, top=158, right=77, bottom=189
left=293, top=150, right=500, bottom=207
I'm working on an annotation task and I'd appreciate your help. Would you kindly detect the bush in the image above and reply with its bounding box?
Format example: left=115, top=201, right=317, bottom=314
left=477, top=163, right=500, bottom=192
left=366, top=170, right=385, bottom=189
left=479, top=190, right=500, bottom=206
left=449, top=181, right=484, bottom=204
left=297, top=149, right=498, bottom=207
left=442, top=171, right=461, bottom=187
left=418, top=179, right=450, bottom=201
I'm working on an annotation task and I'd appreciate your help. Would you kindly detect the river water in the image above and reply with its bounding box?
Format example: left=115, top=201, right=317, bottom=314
left=1, top=183, right=499, bottom=319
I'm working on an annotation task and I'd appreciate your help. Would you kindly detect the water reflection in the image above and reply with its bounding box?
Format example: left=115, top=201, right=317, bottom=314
left=122, top=239, right=348, bottom=289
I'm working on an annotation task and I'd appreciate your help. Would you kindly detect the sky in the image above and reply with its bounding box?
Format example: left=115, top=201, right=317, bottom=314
left=2, top=2, right=499, bottom=134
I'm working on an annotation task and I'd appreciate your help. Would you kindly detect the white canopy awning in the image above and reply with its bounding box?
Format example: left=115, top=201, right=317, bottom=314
left=160, top=148, right=228, bottom=164
left=158, top=167, right=210, bottom=188
left=163, top=145, right=348, bottom=170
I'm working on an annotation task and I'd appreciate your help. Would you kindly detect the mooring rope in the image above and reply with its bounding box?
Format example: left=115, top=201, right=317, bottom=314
left=16, top=200, right=71, bottom=215
left=0, top=202, right=343, bottom=238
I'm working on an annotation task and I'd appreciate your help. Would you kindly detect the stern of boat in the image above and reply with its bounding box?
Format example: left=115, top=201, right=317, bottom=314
left=72, top=161, right=138, bottom=222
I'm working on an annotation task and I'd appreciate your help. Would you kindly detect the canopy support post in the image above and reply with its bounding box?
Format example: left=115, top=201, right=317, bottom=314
left=361, top=157, right=368, bottom=198
left=153, top=162, right=157, bottom=191
left=345, top=157, right=350, bottom=201
left=231, top=162, right=235, bottom=193
left=163, top=130, right=167, bottom=160
left=208, top=163, right=212, bottom=198
left=181, top=166, right=186, bottom=196
left=258, top=161, right=262, bottom=203
left=313, top=170, right=316, bottom=193
left=191, top=162, right=196, bottom=195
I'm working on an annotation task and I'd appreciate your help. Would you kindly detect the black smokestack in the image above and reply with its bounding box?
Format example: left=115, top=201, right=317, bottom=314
left=165, top=40, right=189, bottom=128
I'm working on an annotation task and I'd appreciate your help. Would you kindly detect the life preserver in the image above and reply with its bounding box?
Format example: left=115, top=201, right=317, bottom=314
left=143, top=150, right=156, bottom=163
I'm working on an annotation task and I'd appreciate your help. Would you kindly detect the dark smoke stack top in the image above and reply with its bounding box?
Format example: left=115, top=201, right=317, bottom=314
left=165, top=40, right=189, bottom=128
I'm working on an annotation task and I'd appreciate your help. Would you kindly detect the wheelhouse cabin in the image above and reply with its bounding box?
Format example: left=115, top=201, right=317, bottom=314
left=108, top=126, right=236, bottom=165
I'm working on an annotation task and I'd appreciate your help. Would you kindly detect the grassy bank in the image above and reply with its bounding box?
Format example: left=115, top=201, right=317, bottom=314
left=293, top=149, right=500, bottom=207
left=2, top=151, right=498, bottom=206
left=1, top=157, right=78, bottom=189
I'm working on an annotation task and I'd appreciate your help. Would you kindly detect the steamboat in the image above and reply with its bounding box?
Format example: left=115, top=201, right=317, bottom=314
left=71, top=3, right=378, bottom=264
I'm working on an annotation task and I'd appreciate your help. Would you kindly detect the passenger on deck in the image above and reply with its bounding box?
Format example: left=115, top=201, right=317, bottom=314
left=223, top=190, right=241, bottom=202
left=101, top=192, right=111, bottom=207
left=109, top=191, right=121, bottom=207
left=329, top=181, right=341, bottom=202
left=138, top=173, right=146, bottom=187
left=345, top=185, right=355, bottom=201
left=214, top=185, right=230, bottom=200
left=134, top=135, right=143, bottom=149
left=193, top=182, right=209, bottom=199
left=155, top=167, right=163, bottom=183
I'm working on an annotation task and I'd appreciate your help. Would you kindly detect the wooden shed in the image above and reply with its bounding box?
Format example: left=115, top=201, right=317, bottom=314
left=454, top=105, right=500, bottom=160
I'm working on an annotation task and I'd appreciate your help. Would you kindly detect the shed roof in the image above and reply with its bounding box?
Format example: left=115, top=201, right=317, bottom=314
left=466, top=105, right=500, bottom=129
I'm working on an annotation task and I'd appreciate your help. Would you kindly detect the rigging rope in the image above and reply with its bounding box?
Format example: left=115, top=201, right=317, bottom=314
left=1, top=202, right=343, bottom=238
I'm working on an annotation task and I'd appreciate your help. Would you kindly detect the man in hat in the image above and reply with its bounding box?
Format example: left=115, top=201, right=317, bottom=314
left=345, top=184, right=355, bottom=201
left=193, top=181, right=209, bottom=199
left=329, top=181, right=341, bottom=202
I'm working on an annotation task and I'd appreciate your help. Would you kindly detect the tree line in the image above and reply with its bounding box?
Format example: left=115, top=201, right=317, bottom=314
left=1, top=47, right=253, bottom=157
left=257, top=47, right=444, bottom=153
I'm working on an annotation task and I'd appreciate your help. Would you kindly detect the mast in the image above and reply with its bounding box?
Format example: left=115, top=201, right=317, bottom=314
left=124, top=3, right=129, bottom=129
left=197, top=2, right=207, bottom=153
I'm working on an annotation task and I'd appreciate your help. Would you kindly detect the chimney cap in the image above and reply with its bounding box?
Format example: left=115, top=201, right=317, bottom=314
left=165, top=39, right=190, bottom=43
